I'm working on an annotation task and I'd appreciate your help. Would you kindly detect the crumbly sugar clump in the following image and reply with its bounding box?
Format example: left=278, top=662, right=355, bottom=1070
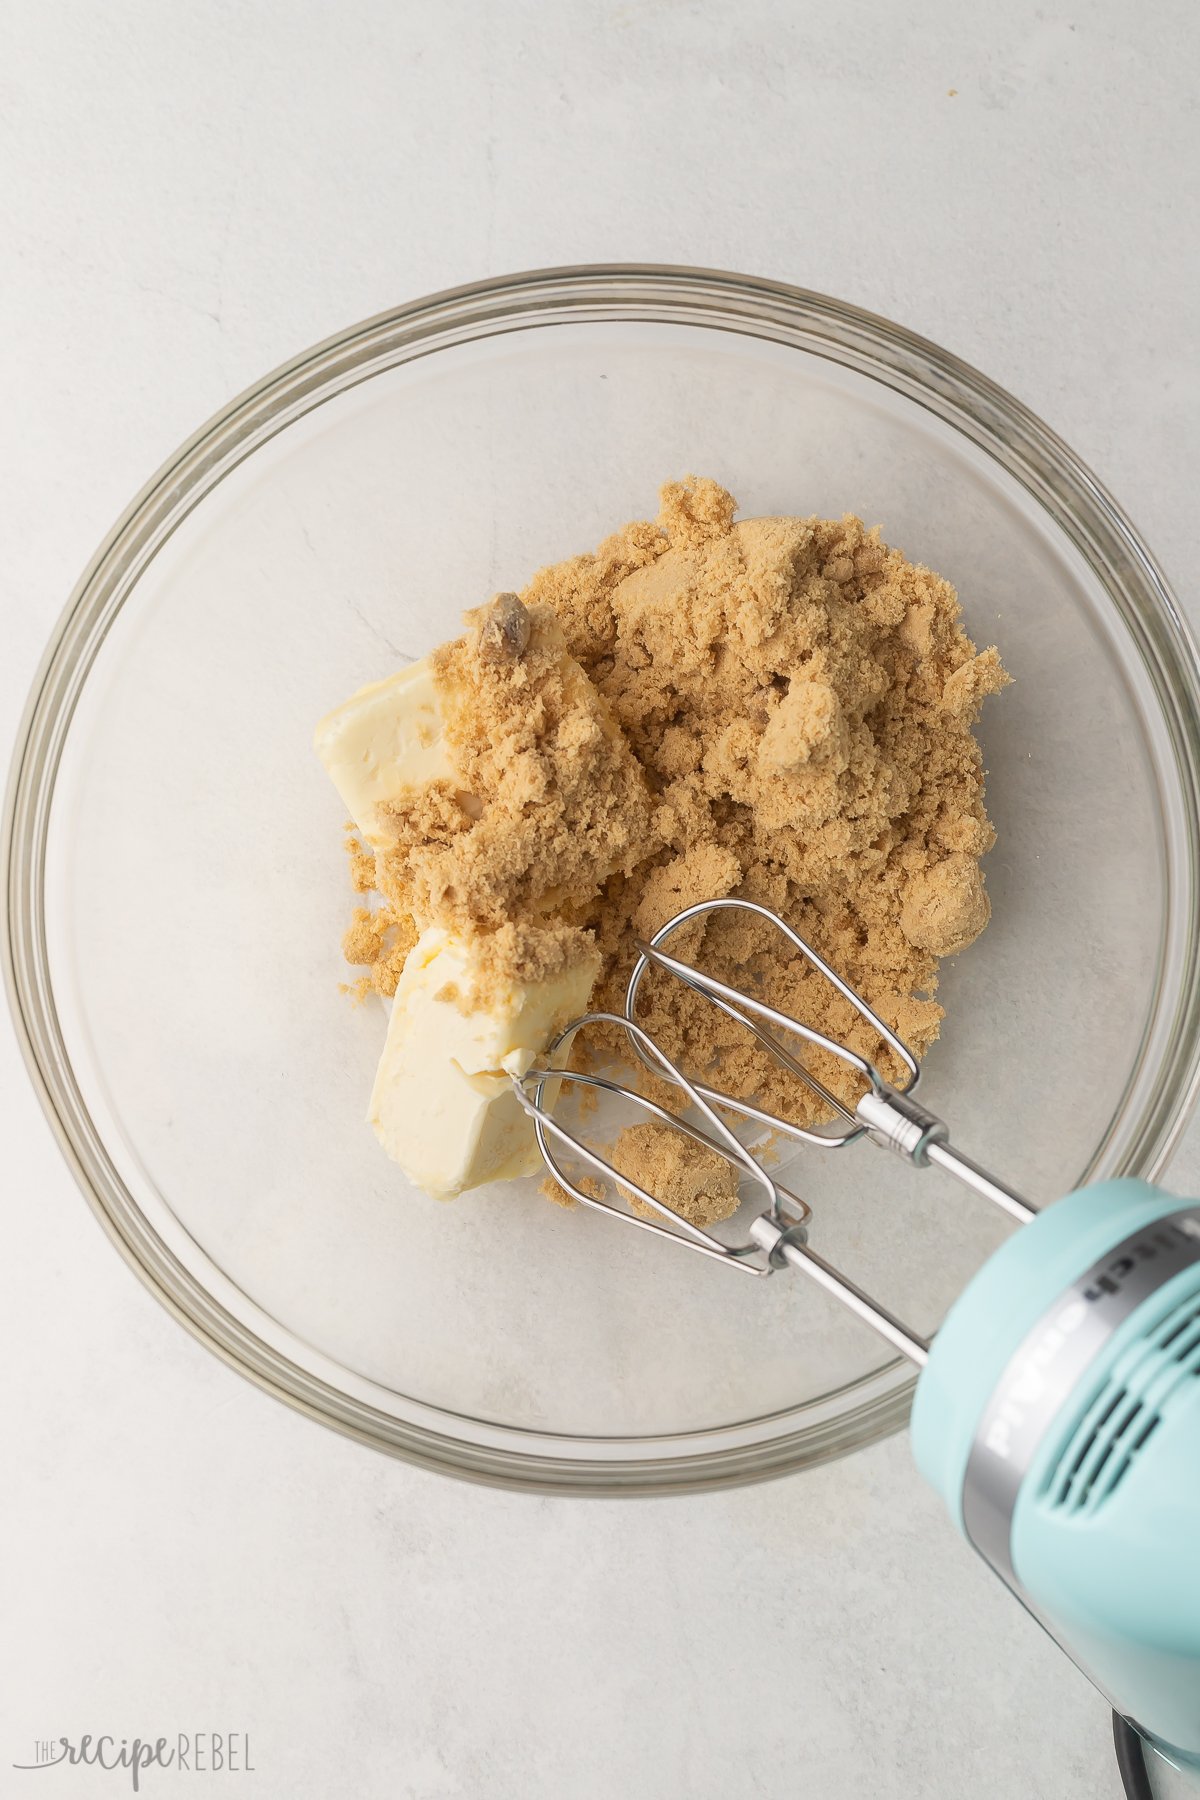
left=340, top=897, right=418, bottom=998
left=611, top=1121, right=740, bottom=1227
left=376, top=600, right=657, bottom=939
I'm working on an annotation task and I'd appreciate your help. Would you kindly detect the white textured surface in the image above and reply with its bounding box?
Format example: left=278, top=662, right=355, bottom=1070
left=2, top=3, right=1199, bottom=1795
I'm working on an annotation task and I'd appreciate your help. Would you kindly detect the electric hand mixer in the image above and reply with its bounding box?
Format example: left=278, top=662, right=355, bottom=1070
left=511, top=898, right=1200, bottom=1779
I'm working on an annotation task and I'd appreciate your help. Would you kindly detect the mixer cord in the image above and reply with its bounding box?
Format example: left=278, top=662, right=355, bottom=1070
left=1112, top=1712, right=1153, bottom=1800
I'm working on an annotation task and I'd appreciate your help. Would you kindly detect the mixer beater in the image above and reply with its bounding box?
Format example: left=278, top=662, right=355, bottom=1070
left=512, top=897, right=1036, bottom=1364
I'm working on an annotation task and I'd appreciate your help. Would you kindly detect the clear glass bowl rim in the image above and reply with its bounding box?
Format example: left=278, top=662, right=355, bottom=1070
left=6, top=263, right=1200, bottom=1494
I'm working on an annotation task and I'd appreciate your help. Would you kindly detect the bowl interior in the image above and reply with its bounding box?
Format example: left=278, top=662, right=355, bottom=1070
left=33, top=306, right=1183, bottom=1465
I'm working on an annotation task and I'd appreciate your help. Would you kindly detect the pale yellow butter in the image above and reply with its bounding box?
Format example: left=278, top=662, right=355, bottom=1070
left=313, top=660, right=453, bottom=848
left=368, top=927, right=599, bottom=1197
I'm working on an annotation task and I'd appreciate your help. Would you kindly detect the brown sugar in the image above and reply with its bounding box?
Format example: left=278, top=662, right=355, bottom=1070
left=539, top=1174, right=605, bottom=1210
left=337, top=476, right=1008, bottom=1157
left=541, top=1123, right=740, bottom=1224
left=375, top=597, right=657, bottom=942
left=461, top=918, right=602, bottom=1014
left=343, top=827, right=378, bottom=894
left=523, top=478, right=1008, bottom=1125
left=899, top=852, right=991, bottom=957
left=611, top=1122, right=740, bottom=1228
left=340, top=901, right=419, bottom=999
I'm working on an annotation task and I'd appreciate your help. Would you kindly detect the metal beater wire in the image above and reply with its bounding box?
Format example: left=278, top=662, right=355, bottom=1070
left=624, top=897, right=919, bottom=1148
left=513, top=898, right=1034, bottom=1359
left=511, top=1011, right=808, bottom=1276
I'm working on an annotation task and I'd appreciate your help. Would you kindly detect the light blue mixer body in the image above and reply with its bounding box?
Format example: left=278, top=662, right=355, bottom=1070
left=912, top=1180, right=1200, bottom=1769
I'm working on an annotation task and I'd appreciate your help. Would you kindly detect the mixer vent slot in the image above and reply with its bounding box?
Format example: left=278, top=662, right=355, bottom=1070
left=1046, top=1288, right=1200, bottom=1517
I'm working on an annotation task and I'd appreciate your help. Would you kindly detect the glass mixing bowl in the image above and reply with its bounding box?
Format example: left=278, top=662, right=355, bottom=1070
left=7, top=267, right=1200, bottom=1492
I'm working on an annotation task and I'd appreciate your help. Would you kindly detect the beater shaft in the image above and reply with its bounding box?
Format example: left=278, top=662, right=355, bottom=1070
left=854, top=1086, right=1037, bottom=1223
left=924, top=1141, right=1036, bottom=1224
left=750, top=1213, right=931, bottom=1365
